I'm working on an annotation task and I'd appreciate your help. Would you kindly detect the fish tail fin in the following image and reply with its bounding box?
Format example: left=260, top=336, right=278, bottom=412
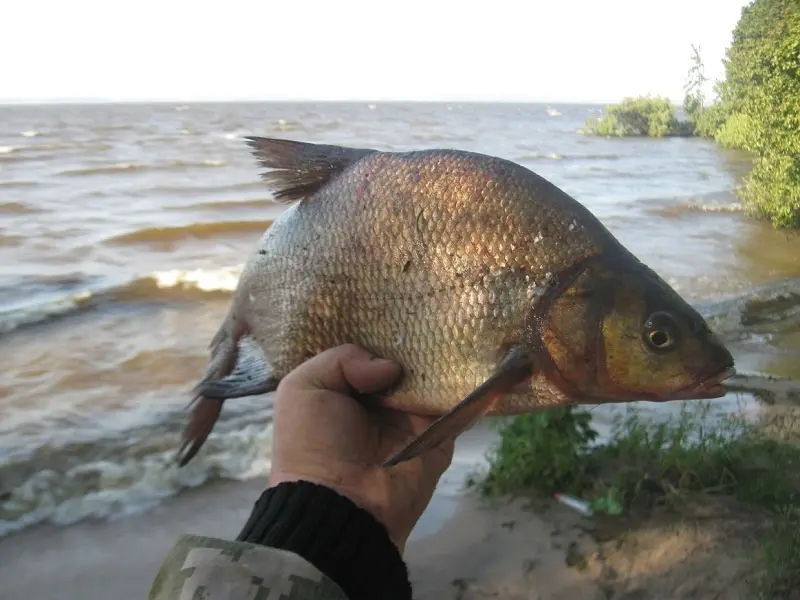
left=244, top=136, right=376, bottom=203
left=177, top=335, right=280, bottom=467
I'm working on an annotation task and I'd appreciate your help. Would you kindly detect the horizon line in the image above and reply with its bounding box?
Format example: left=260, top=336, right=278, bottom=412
left=0, top=97, right=647, bottom=107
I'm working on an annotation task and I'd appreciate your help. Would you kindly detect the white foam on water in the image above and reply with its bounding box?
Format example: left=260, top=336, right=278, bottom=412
left=151, top=266, right=243, bottom=293
left=0, top=420, right=274, bottom=538
left=0, top=265, right=244, bottom=335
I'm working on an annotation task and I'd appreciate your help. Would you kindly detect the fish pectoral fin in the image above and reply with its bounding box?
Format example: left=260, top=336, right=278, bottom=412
left=245, top=136, right=377, bottom=203
left=194, top=336, right=277, bottom=400
left=382, top=346, right=535, bottom=468
left=176, top=336, right=280, bottom=467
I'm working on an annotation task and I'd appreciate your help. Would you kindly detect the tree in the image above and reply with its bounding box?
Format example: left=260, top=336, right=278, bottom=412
left=714, top=0, right=800, bottom=227
left=683, top=44, right=708, bottom=127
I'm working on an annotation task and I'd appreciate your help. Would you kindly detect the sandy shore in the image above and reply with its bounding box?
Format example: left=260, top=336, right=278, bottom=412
left=0, top=476, right=604, bottom=600
left=3, top=473, right=762, bottom=600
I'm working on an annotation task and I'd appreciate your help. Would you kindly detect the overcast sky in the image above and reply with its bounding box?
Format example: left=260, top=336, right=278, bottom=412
left=2, top=0, right=749, bottom=104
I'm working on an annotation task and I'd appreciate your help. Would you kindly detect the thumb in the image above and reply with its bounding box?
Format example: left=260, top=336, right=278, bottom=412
left=284, top=344, right=402, bottom=396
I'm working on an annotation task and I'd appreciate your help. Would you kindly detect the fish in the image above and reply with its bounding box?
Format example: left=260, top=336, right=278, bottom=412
left=176, top=136, right=736, bottom=468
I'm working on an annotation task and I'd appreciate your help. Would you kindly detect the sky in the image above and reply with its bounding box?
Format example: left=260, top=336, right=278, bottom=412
left=1, top=0, right=751, bottom=104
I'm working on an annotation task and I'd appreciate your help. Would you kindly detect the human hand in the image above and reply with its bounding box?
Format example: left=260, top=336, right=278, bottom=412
left=267, top=344, right=455, bottom=553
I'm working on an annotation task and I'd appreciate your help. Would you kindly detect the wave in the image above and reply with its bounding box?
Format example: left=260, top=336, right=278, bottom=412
left=104, top=219, right=273, bottom=246
left=0, top=153, right=33, bottom=164
left=515, top=152, right=624, bottom=161
left=647, top=200, right=743, bottom=218
left=410, top=133, right=474, bottom=142
left=0, top=266, right=243, bottom=336
left=139, top=180, right=265, bottom=196
left=0, top=401, right=275, bottom=538
left=171, top=198, right=277, bottom=212
left=58, top=159, right=226, bottom=177
left=0, top=180, right=40, bottom=189
left=0, top=201, right=45, bottom=214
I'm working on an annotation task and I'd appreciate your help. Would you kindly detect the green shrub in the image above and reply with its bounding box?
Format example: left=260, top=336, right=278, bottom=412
left=478, top=407, right=597, bottom=496
left=693, top=99, right=731, bottom=138
left=715, top=112, right=761, bottom=151
left=583, top=96, right=687, bottom=138
left=740, top=153, right=800, bottom=228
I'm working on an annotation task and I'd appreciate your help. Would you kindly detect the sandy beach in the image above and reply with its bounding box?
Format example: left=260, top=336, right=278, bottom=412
left=0, top=469, right=604, bottom=600
left=0, top=465, right=767, bottom=600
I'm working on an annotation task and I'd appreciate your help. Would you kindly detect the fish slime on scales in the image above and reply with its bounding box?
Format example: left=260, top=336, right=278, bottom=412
left=176, top=136, right=736, bottom=468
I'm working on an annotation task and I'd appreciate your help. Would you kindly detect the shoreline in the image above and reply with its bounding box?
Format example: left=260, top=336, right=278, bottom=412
left=0, top=477, right=603, bottom=600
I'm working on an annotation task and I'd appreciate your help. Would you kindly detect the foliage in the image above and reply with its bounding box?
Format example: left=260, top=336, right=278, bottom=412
left=582, top=96, right=689, bottom=138
left=480, top=403, right=800, bottom=509
left=478, top=407, right=597, bottom=496
left=693, top=100, right=732, bottom=138
left=682, top=44, right=710, bottom=135
left=714, top=112, right=761, bottom=151
left=739, top=153, right=800, bottom=227
left=713, top=0, right=800, bottom=227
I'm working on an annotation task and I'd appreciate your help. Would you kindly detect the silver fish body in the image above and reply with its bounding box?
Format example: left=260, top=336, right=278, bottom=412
left=177, top=137, right=735, bottom=467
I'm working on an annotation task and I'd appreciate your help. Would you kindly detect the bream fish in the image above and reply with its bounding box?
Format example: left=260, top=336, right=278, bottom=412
left=177, top=137, right=736, bottom=468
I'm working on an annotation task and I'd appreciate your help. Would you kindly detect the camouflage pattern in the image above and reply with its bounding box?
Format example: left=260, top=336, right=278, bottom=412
left=148, top=534, right=349, bottom=600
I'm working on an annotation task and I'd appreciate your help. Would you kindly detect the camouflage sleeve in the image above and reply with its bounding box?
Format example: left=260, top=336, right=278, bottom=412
left=148, top=534, right=350, bottom=600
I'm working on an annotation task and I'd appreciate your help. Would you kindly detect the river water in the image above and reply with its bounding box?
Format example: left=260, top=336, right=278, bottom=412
left=1, top=101, right=799, bottom=537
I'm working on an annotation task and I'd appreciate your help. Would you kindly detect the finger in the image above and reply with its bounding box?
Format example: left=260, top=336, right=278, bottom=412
left=282, top=344, right=402, bottom=396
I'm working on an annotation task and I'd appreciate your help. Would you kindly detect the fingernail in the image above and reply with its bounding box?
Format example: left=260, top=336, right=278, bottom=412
left=370, top=356, right=396, bottom=366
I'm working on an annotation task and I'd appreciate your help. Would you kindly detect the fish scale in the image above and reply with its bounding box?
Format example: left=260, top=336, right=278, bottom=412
left=177, top=137, right=735, bottom=468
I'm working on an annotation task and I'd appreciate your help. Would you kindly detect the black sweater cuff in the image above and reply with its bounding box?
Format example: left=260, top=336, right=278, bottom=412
left=236, top=480, right=412, bottom=600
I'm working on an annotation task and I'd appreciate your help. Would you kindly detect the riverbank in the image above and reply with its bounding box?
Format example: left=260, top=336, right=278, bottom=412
left=464, top=373, right=800, bottom=600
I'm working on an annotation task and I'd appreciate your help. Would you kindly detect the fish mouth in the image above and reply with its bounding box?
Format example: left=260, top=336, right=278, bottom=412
left=673, top=365, right=737, bottom=400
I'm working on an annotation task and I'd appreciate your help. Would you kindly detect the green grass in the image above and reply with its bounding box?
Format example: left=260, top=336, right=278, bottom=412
left=473, top=403, right=800, bottom=599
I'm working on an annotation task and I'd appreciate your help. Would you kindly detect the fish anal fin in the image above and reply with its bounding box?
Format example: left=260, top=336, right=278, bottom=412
left=177, top=335, right=280, bottom=467
left=176, top=397, right=223, bottom=467
left=382, top=346, right=535, bottom=468
left=244, top=136, right=377, bottom=203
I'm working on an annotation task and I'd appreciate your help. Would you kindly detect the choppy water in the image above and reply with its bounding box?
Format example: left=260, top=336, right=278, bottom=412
left=1, top=101, right=800, bottom=537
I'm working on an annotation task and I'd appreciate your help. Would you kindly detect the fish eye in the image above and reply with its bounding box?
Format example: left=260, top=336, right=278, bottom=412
left=643, top=311, right=680, bottom=352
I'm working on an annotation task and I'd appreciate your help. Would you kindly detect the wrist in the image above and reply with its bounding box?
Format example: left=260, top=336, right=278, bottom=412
left=269, top=470, right=409, bottom=553
left=237, top=480, right=412, bottom=600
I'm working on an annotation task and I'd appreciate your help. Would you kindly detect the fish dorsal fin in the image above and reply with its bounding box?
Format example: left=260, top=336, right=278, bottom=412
left=245, top=136, right=377, bottom=203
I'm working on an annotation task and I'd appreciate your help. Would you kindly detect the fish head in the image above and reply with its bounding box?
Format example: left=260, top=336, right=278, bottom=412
left=535, top=255, right=735, bottom=403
